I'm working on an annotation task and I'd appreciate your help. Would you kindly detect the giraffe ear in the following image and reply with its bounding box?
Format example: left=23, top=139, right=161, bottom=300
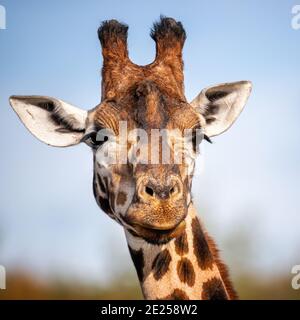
left=9, top=96, right=87, bottom=147
left=190, top=81, right=252, bottom=137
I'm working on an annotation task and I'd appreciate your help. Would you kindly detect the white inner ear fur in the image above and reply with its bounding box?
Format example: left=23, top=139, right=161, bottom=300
left=9, top=95, right=87, bottom=147
left=190, top=81, right=252, bottom=137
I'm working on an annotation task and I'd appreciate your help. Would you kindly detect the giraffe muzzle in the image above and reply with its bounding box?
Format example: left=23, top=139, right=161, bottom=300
left=124, top=175, right=187, bottom=242
left=137, top=175, right=183, bottom=203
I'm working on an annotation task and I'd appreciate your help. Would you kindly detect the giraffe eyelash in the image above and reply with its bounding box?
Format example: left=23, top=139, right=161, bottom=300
left=204, top=135, right=212, bottom=144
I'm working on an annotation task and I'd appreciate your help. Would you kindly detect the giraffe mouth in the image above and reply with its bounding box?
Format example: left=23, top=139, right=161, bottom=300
left=124, top=200, right=187, bottom=243
left=126, top=219, right=186, bottom=244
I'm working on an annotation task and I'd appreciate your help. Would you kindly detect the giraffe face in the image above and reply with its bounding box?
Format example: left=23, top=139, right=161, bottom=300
left=9, top=17, right=252, bottom=245
left=86, top=81, right=203, bottom=243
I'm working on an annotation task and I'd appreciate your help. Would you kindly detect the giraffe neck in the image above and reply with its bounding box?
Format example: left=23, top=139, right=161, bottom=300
left=125, top=203, right=237, bottom=300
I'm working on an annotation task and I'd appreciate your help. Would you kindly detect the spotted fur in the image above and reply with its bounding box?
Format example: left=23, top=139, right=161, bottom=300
left=152, top=249, right=172, bottom=280
left=174, top=230, right=189, bottom=255
left=160, top=289, right=190, bottom=300
left=201, top=277, right=228, bottom=300
left=177, top=258, right=195, bottom=286
left=128, top=246, right=144, bottom=282
left=191, top=217, right=214, bottom=270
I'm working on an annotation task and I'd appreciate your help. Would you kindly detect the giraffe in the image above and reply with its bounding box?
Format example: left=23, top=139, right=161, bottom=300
left=9, top=17, right=252, bottom=300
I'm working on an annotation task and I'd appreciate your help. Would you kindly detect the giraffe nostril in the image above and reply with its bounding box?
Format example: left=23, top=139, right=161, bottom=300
left=145, top=186, right=154, bottom=197
left=138, top=178, right=183, bottom=201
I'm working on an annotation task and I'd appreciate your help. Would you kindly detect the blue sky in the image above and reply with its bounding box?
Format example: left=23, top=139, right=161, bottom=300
left=0, top=0, right=300, bottom=283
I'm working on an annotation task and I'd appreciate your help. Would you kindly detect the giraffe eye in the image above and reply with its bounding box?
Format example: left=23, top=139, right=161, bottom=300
left=83, top=132, right=108, bottom=148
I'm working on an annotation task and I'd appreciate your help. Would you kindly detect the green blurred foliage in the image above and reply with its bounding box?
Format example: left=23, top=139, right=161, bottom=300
left=235, top=274, right=300, bottom=300
left=0, top=270, right=299, bottom=300
left=0, top=270, right=143, bottom=300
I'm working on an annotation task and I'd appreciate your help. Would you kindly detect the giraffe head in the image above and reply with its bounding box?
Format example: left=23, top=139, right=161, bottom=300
left=9, top=17, right=252, bottom=245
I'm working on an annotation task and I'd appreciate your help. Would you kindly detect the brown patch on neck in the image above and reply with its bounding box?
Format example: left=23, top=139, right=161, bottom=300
left=201, top=277, right=228, bottom=300
left=152, top=249, right=172, bottom=280
left=191, top=217, right=214, bottom=270
left=204, top=232, right=238, bottom=300
left=191, top=217, right=237, bottom=299
left=177, top=258, right=195, bottom=287
left=174, top=230, right=189, bottom=255
left=159, top=288, right=189, bottom=300
left=128, top=246, right=144, bottom=282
